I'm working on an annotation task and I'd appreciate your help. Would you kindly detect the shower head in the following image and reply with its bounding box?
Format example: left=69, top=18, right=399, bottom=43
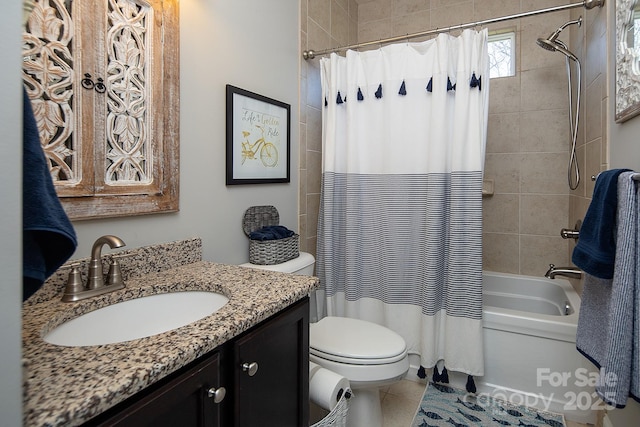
left=536, top=17, right=582, bottom=62
left=536, top=38, right=579, bottom=62
left=536, top=37, right=561, bottom=52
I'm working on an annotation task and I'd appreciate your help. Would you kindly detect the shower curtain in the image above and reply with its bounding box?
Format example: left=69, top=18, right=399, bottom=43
left=316, top=29, right=489, bottom=377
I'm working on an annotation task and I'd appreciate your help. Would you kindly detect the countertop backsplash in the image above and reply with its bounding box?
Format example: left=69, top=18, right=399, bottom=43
left=25, top=238, right=203, bottom=306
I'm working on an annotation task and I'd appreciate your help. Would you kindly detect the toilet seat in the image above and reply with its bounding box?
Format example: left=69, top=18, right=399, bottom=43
left=310, top=317, right=407, bottom=365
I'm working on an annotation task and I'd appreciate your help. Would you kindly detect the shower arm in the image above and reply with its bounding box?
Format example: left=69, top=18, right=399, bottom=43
left=302, top=0, right=605, bottom=59
left=551, top=18, right=584, bottom=40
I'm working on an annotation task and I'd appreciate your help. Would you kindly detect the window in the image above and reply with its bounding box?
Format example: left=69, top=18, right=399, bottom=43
left=488, top=32, right=515, bottom=78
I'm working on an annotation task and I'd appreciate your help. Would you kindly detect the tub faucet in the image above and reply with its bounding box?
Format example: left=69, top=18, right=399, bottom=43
left=62, top=235, right=127, bottom=302
left=545, top=264, right=582, bottom=280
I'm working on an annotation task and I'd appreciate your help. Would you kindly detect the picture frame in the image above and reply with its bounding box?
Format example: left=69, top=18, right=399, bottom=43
left=226, top=85, right=291, bottom=184
left=615, top=0, right=640, bottom=123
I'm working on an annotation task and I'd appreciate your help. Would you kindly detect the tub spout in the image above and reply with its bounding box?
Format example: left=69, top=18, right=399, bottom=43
left=545, top=264, right=582, bottom=280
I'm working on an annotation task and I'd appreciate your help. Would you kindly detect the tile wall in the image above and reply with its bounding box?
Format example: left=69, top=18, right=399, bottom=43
left=568, top=3, right=609, bottom=294
left=300, top=0, right=608, bottom=287
left=299, top=0, right=359, bottom=258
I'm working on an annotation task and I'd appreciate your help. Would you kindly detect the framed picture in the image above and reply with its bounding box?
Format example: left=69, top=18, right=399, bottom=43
left=226, top=85, right=291, bottom=184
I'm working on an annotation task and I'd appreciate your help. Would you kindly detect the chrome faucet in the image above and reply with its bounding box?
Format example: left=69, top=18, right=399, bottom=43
left=545, top=264, right=582, bottom=280
left=62, top=235, right=127, bottom=302
left=560, top=220, right=581, bottom=240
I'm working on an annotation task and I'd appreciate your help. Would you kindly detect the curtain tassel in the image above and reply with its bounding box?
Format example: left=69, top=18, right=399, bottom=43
left=432, top=366, right=441, bottom=382
left=398, top=80, right=407, bottom=95
left=466, top=375, right=477, bottom=394
left=426, top=77, right=433, bottom=93
left=336, top=91, right=344, bottom=104
left=470, top=73, right=482, bottom=90
left=324, top=96, right=328, bottom=107
left=432, top=366, right=449, bottom=383
left=357, top=87, right=364, bottom=101
left=447, top=77, right=456, bottom=91
left=375, top=83, right=383, bottom=98
left=417, top=365, right=427, bottom=379
left=441, top=366, right=449, bottom=383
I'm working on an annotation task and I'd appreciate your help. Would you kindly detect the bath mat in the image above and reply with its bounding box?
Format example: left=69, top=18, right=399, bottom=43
left=411, top=382, right=566, bottom=427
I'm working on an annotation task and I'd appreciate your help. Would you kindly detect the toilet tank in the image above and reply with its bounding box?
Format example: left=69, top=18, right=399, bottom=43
left=239, top=252, right=315, bottom=276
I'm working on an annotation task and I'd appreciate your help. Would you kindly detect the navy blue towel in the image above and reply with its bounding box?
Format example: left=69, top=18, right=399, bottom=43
left=572, top=169, right=631, bottom=279
left=249, top=225, right=295, bottom=241
left=23, top=87, right=77, bottom=301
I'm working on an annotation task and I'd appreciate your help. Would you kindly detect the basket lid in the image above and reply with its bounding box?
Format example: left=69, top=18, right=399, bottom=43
left=242, top=205, right=280, bottom=236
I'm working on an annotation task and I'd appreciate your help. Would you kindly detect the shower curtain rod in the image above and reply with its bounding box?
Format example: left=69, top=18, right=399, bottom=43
left=302, top=0, right=604, bottom=60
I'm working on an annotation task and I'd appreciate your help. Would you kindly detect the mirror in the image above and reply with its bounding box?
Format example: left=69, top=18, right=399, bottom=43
left=616, top=0, right=640, bottom=122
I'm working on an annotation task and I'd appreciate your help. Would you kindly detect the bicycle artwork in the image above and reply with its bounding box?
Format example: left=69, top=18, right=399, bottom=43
left=226, top=85, right=291, bottom=185
left=240, top=125, right=279, bottom=167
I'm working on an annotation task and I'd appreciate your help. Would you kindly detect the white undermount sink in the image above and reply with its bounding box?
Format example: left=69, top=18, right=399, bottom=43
left=44, top=291, right=229, bottom=347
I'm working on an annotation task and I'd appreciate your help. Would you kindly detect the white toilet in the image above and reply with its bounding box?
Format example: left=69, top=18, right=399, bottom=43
left=240, top=252, right=409, bottom=427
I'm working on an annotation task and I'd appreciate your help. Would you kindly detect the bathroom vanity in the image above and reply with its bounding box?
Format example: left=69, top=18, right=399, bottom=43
left=86, top=297, right=309, bottom=427
left=22, top=241, right=318, bottom=427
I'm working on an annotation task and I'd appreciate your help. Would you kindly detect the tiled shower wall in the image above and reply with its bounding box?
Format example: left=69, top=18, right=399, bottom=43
left=568, top=4, right=609, bottom=294
left=299, top=0, right=359, bottom=258
left=300, top=0, right=608, bottom=286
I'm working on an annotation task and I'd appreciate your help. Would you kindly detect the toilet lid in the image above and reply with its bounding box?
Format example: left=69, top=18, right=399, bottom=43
left=310, top=317, right=407, bottom=365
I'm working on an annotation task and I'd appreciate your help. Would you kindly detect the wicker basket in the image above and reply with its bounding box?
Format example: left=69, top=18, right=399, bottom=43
left=311, top=389, right=351, bottom=427
left=242, top=205, right=299, bottom=265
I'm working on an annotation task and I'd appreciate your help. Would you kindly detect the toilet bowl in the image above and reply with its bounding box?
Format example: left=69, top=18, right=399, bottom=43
left=310, top=316, right=409, bottom=427
left=240, top=252, right=410, bottom=427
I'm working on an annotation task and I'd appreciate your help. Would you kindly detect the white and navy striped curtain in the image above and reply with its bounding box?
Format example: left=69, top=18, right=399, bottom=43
left=316, top=30, right=489, bottom=377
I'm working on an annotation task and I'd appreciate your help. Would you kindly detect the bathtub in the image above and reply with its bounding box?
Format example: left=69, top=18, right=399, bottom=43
left=407, top=271, right=598, bottom=424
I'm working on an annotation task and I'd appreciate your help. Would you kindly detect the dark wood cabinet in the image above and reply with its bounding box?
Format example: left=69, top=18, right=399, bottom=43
left=85, top=298, right=309, bottom=427
left=88, top=351, right=225, bottom=427
left=234, top=296, right=309, bottom=427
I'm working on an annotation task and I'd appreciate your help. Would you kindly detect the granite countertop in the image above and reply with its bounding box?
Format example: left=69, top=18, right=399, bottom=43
left=22, top=261, right=319, bottom=427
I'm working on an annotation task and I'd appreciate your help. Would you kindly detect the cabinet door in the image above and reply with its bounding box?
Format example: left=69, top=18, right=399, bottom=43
left=233, top=298, right=309, bottom=427
left=87, top=351, right=226, bottom=427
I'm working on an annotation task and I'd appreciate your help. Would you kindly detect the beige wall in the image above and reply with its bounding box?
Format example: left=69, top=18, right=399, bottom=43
left=568, top=3, right=609, bottom=294
left=301, top=0, right=608, bottom=284
left=300, top=0, right=359, bottom=257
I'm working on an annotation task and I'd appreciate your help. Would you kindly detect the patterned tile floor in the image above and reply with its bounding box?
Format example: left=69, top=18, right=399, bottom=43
left=379, top=379, right=594, bottom=427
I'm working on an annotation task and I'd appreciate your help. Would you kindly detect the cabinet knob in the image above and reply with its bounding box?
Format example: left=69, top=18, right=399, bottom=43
left=242, top=362, right=259, bottom=376
left=207, top=386, right=226, bottom=403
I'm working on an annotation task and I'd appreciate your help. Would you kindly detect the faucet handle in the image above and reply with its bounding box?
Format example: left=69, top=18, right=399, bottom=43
left=106, top=256, right=125, bottom=287
left=62, top=262, right=84, bottom=300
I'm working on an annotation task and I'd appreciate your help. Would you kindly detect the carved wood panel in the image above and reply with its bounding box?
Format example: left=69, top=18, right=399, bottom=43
left=22, top=0, right=179, bottom=220
left=23, top=0, right=80, bottom=188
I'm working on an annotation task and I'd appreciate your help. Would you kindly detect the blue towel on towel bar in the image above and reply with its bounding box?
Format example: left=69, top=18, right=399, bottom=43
left=576, top=171, right=640, bottom=407
left=249, top=225, right=295, bottom=241
left=22, top=87, right=77, bottom=301
left=572, top=169, right=631, bottom=279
